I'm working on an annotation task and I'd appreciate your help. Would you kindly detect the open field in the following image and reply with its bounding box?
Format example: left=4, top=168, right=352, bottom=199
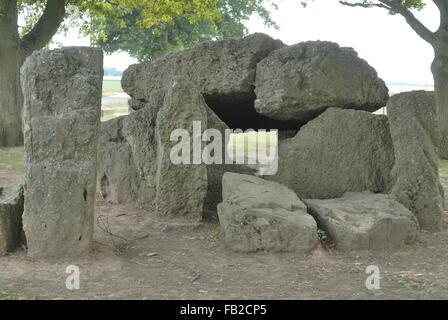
left=102, top=80, right=123, bottom=96
left=101, top=97, right=129, bottom=122
left=0, top=147, right=23, bottom=172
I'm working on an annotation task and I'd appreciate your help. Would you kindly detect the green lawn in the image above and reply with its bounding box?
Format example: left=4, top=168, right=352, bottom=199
left=0, top=147, right=23, bottom=172
left=102, top=80, right=123, bottom=96
left=101, top=97, right=129, bottom=122
left=0, top=288, right=17, bottom=300
left=229, top=131, right=277, bottom=156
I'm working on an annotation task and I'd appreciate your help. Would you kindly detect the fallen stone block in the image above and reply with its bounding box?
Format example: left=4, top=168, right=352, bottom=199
left=304, top=192, right=419, bottom=251
left=218, top=173, right=318, bottom=253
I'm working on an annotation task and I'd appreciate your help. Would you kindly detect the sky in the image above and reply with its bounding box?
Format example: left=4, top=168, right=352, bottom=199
left=51, top=0, right=439, bottom=85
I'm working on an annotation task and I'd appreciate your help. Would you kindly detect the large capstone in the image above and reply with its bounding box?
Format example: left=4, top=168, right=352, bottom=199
left=218, top=173, right=318, bottom=253
left=269, top=108, right=395, bottom=199
left=122, top=33, right=291, bottom=131
left=98, top=106, right=157, bottom=204
left=304, top=192, right=419, bottom=251
left=254, top=41, right=389, bottom=123
left=155, top=77, right=254, bottom=221
left=21, top=47, right=103, bottom=258
left=0, top=185, right=24, bottom=256
left=387, top=91, right=444, bottom=231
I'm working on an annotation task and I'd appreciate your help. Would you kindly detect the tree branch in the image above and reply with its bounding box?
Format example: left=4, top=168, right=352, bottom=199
left=20, top=0, right=66, bottom=60
left=340, top=0, right=436, bottom=44
left=339, top=1, right=391, bottom=10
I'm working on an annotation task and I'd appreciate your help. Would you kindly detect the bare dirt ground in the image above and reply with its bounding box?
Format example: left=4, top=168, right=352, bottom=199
left=1, top=174, right=448, bottom=300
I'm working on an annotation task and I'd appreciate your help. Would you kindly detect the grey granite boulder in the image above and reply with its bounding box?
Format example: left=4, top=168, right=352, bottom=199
left=388, top=91, right=444, bottom=231
left=254, top=41, right=389, bottom=123
left=304, top=192, right=419, bottom=251
left=0, top=186, right=24, bottom=256
left=218, top=173, right=318, bottom=253
left=21, top=47, right=102, bottom=258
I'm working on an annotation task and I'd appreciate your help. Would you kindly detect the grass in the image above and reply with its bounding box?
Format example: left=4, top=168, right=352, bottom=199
left=102, top=80, right=123, bottom=96
left=439, top=158, right=448, bottom=180
left=101, top=97, right=129, bottom=122
left=0, top=288, right=17, bottom=300
left=228, top=131, right=277, bottom=156
left=0, top=147, right=24, bottom=172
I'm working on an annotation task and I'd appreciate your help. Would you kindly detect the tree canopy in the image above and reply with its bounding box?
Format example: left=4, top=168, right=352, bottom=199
left=16, top=0, right=277, bottom=62
left=90, top=0, right=277, bottom=61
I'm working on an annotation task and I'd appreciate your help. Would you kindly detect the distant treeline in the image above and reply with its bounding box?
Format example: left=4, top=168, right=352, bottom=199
left=104, top=67, right=122, bottom=77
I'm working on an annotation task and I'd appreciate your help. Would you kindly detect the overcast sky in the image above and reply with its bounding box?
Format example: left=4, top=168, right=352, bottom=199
left=52, top=0, right=439, bottom=85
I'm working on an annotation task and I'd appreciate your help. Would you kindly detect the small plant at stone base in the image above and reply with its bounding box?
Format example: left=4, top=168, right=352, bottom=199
left=317, top=229, right=327, bottom=241
left=0, top=288, right=17, bottom=300
left=317, top=228, right=336, bottom=250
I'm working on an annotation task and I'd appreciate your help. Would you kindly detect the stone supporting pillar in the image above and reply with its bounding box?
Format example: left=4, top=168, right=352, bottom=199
left=21, top=47, right=103, bottom=258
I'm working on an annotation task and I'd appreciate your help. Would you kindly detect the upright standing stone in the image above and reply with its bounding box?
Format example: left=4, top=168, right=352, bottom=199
left=155, top=76, right=254, bottom=220
left=155, top=77, right=209, bottom=220
left=388, top=91, right=444, bottom=231
left=98, top=106, right=158, bottom=205
left=21, top=47, right=103, bottom=258
left=269, top=108, right=395, bottom=199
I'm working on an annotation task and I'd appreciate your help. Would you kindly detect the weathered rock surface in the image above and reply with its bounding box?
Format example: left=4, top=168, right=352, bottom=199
left=122, top=33, right=295, bottom=132
left=269, top=108, right=395, bottom=199
left=122, top=33, right=284, bottom=111
left=21, top=47, right=103, bottom=258
left=0, top=186, right=24, bottom=256
left=98, top=106, right=157, bottom=204
left=254, top=41, right=389, bottom=122
left=442, top=180, right=448, bottom=210
left=155, top=77, right=254, bottom=220
left=218, top=173, right=318, bottom=253
left=304, top=192, right=419, bottom=251
left=388, top=91, right=444, bottom=231
left=155, top=78, right=209, bottom=220
left=98, top=116, right=137, bottom=204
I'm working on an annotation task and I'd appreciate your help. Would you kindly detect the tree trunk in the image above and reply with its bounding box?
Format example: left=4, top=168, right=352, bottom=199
left=432, top=37, right=448, bottom=159
left=0, top=0, right=23, bottom=147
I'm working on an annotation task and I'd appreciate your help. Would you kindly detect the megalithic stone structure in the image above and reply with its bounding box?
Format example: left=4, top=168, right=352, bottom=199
left=21, top=47, right=103, bottom=258
left=387, top=91, right=444, bottom=231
